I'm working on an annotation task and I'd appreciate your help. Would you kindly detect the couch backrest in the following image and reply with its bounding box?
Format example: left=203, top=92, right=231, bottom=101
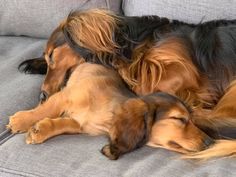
left=123, top=0, right=236, bottom=23
left=0, top=0, right=122, bottom=38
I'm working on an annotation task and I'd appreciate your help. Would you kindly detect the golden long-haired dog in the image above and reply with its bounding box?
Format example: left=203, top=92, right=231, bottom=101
left=17, top=9, right=236, bottom=160
left=8, top=46, right=215, bottom=159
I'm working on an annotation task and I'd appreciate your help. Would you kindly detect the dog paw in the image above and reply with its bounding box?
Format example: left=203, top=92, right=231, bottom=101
left=7, top=112, right=34, bottom=133
left=101, top=144, right=119, bottom=160
left=26, top=118, right=52, bottom=144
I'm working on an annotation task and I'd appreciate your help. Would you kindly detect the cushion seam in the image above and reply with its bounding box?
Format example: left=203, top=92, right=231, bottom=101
left=0, top=166, right=44, bottom=177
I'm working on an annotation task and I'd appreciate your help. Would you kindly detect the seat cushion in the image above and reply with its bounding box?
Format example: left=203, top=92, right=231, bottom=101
left=0, top=134, right=235, bottom=177
left=0, top=36, right=45, bottom=134
left=123, top=0, right=236, bottom=23
left=0, top=0, right=122, bottom=38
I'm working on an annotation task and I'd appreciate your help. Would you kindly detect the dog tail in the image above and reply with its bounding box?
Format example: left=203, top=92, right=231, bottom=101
left=193, top=81, right=236, bottom=130
left=193, top=114, right=236, bottom=131
left=184, top=140, right=236, bottom=160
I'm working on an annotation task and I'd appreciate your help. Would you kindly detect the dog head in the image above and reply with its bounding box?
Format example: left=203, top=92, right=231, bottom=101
left=40, top=44, right=84, bottom=102
left=146, top=93, right=214, bottom=154
left=102, top=92, right=214, bottom=160
left=41, top=23, right=85, bottom=102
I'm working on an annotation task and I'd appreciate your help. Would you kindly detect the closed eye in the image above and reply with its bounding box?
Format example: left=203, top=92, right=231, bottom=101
left=48, top=51, right=54, bottom=64
left=170, top=116, right=188, bottom=124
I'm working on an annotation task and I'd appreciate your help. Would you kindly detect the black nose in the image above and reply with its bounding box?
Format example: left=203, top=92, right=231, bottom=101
left=39, top=91, right=48, bottom=103
left=202, top=137, right=215, bottom=150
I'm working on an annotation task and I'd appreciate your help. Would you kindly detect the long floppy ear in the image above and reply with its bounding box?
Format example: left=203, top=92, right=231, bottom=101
left=18, top=57, right=47, bottom=75
left=101, top=98, right=155, bottom=160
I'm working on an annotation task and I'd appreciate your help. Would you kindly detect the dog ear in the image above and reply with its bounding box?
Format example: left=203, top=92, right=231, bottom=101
left=101, top=99, right=156, bottom=160
left=18, top=57, right=47, bottom=75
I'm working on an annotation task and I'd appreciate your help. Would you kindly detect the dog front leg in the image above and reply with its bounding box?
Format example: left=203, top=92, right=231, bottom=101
left=7, top=92, right=66, bottom=133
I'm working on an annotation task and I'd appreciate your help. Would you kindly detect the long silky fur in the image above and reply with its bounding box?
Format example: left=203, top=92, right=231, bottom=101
left=127, top=37, right=199, bottom=91
left=62, top=9, right=173, bottom=64
left=183, top=140, right=236, bottom=160
left=122, top=37, right=215, bottom=109
left=193, top=81, right=236, bottom=130
left=63, top=9, right=120, bottom=58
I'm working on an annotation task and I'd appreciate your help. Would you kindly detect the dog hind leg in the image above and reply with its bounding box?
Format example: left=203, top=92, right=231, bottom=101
left=26, top=117, right=81, bottom=144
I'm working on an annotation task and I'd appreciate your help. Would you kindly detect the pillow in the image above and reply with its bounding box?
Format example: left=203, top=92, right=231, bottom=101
left=0, top=0, right=122, bottom=38
left=123, top=0, right=236, bottom=23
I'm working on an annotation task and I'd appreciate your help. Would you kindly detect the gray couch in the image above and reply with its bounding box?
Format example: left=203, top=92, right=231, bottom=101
left=0, top=0, right=235, bottom=176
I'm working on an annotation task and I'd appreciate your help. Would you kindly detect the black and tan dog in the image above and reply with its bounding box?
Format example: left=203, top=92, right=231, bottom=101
left=17, top=9, right=236, bottom=160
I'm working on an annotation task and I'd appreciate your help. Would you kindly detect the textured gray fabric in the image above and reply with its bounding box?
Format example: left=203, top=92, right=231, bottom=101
left=123, top=0, right=236, bottom=23
left=0, top=37, right=235, bottom=177
left=0, top=134, right=235, bottom=177
left=0, top=36, right=45, bottom=133
left=0, top=0, right=122, bottom=38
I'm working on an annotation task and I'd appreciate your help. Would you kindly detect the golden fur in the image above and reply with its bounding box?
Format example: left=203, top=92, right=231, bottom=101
left=62, top=9, right=218, bottom=109
left=125, top=38, right=215, bottom=108
left=7, top=54, right=213, bottom=160
left=42, top=44, right=84, bottom=96
left=184, top=140, right=236, bottom=160
left=64, top=9, right=120, bottom=60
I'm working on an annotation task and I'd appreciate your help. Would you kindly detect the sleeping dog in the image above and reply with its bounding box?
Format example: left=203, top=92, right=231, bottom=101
left=7, top=45, right=213, bottom=159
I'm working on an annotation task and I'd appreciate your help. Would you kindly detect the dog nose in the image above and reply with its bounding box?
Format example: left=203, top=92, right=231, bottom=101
left=202, top=137, right=215, bottom=150
left=39, top=91, right=48, bottom=103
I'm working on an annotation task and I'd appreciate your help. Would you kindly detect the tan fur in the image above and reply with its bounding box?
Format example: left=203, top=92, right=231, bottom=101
left=119, top=37, right=215, bottom=110
left=7, top=63, right=212, bottom=159
left=193, top=81, right=236, bottom=129
left=42, top=44, right=84, bottom=96
left=64, top=9, right=120, bottom=60
left=147, top=107, right=210, bottom=154
left=26, top=117, right=81, bottom=144
left=184, top=140, right=236, bottom=160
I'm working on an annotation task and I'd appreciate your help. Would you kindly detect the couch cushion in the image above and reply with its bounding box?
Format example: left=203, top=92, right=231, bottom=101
left=0, top=0, right=122, bottom=38
left=0, top=36, right=45, bottom=134
left=0, top=134, right=235, bottom=177
left=123, top=0, right=236, bottom=23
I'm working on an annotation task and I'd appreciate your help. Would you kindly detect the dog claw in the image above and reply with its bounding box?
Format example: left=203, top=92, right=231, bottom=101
left=6, top=124, right=11, bottom=130
left=32, top=126, right=39, bottom=134
left=101, top=145, right=119, bottom=160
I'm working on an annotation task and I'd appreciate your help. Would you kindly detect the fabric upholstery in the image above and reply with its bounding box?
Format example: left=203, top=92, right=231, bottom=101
left=0, top=133, right=235, bottom=177
left=0, top=36, right=45, bottom=133
left=123, top=0, right=236, bottom=23
left=0, top=0, right=122, bottom=38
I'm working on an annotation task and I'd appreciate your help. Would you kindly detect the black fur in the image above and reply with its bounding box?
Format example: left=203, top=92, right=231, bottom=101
left=62, top=14, right=181, bottom=66
left=18, top=23, right=67, bottom=75
left=18, top=58, right=47, bottom=75
left=63, top=27, right=94, bottom=60
left=64, top=15, right=236, bottom=100
left=115, top=16, right=171, bottom=60
left=188, top=20, right=236, bottom=98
